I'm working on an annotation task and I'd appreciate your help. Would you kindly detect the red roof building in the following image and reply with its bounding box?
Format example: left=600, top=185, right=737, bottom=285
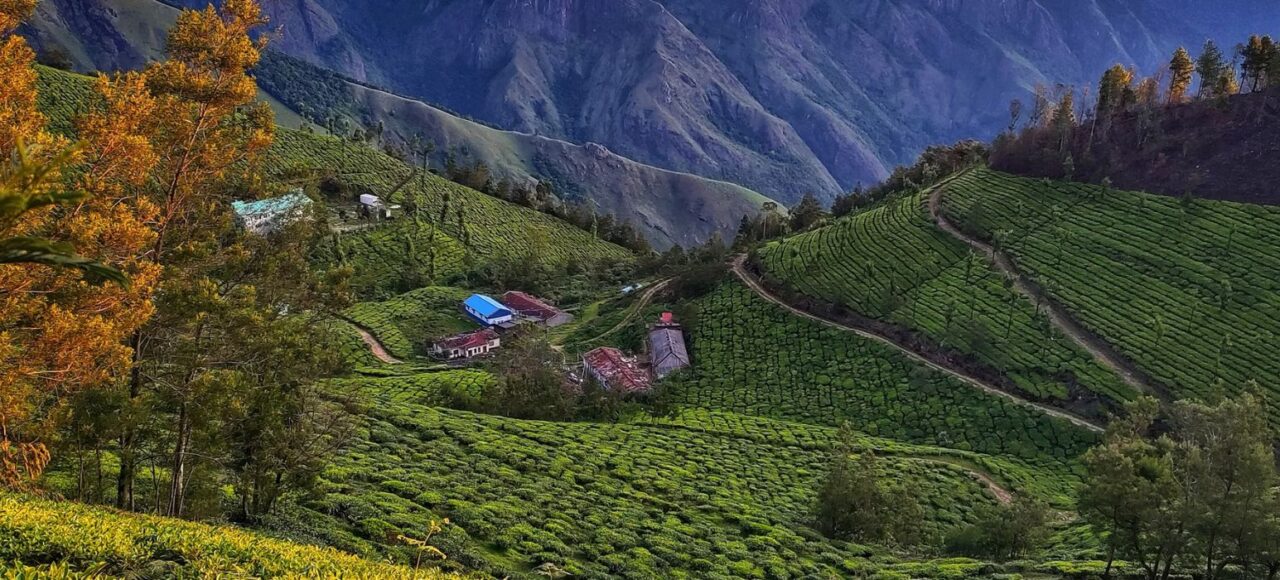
left=501, top=291, right=574, bottom=327
left=582, top=347, right=651, bottom=393
left=432, top=328, right=501, bottom=360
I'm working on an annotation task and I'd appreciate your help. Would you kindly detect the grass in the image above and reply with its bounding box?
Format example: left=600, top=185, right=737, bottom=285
left=941, top=168, right=1280, bottom=424
left=0, top=493, right=448, bottom=578
left=757, top=188, right=1133, bottom=405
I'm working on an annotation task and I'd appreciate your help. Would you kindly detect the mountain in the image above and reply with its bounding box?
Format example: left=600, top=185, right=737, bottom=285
left=23, top=0, right=777, bottom=248
left=254, top=52, right=773, bottom=248
left=142, top=0, right=1277, bottom=206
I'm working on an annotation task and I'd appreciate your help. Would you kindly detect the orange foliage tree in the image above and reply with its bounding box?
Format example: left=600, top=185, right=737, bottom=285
left=0, top=0, right=160, bottom=489
left=116, top=0, right=275, bottom=512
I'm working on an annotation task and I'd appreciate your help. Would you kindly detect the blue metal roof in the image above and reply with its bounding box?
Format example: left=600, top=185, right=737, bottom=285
left=464, top=294, right=511, bottom=319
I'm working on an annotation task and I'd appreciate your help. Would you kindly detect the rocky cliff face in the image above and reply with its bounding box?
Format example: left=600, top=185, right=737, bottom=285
left=28, top=0, right=1277, bottom=205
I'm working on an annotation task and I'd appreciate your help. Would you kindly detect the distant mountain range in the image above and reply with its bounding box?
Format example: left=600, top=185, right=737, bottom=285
left=22, top=0, right=1279, bottom=244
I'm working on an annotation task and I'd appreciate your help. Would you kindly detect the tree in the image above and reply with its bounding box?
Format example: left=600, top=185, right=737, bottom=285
left=482, top=329, right=574, bottom=420
left=788, top=192, right=826, bottom=231
left=814, top=424, right=924, bottom=546
left=1168, top=47, right=1195, bottom=104
left=0, top=0, right=155, bottom=490
left=115, top=0, right=277, bottom=513
left=945, top=496, right=1050, bottom=560
left=1096, top=64, right=1134, bottom=117
left=1173, top=390, right=1275, bottom=580
left=1079, top=397, right=1184, bottom=580
left=1197, top=40, right=1228, bottom=99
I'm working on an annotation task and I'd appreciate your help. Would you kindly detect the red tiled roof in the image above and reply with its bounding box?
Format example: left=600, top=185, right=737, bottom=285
left=583, top=347, right=651, bottom=393
left=437, top=328, right=498, bottom=351
left=502, top=291, right=565, bottom=320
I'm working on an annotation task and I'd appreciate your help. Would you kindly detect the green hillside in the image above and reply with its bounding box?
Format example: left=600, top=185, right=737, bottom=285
left=756, top=186, right=1133, bottom=406
left=35, top=66, right=634, bottom=299
left=662, top=282, right=1099, bottom=471
left=940, top=168, right=1280, bottom=422
left=0, top=493, right=447, bottom=578
left=253, top=51, right=774, bottom=249
left=273, top=370, right=1104, bottom=579
left=268, top=129, right=633, bottom=297
left=341, top=286, right=475, bottom=360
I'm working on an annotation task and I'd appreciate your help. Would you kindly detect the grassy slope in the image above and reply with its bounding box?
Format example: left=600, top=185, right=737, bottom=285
left=347, top=83, right=773, bottom=249
left=756, top=187, right=1133, bottom=405
left=280, top=370, right=1098, bottom=579
left=942, top=168, right=1280, bottom=423
left=0, top=493, right=448, bottom=579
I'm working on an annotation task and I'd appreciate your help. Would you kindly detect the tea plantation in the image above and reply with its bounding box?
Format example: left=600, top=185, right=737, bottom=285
left=280, top=370, right=1107, bottom=579
left=269, top=129, right=634, bottom=297
left=757, top=189, right=1132, bottom=405
left=0, top=493, right=448, bottom=579
left=941, top=168, right=1280, bottom=424
left=34, top=66, right=633, bottom=300
left=664, top=283, right=1098, bottom=470
left=342, top=286, right=476, bottom=359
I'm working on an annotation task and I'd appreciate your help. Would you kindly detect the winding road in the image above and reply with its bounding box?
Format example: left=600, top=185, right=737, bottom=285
left=730, top=255, right=1104, bottom=433
left=926, top=183, right=1169, bottom=403
left=578, top=279, right=672, bottom=346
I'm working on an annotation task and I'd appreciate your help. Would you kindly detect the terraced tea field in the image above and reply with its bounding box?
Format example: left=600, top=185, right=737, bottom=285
left=757, top=189, right=1132, bottom=406
left=295, top=372, right=1101, bottom=579
left=270, top=130, right=635, bottom=297
left=664, top=283, right=1098, bottom=470
left=342, top=287, right=475, bottom=359
left=941, top=168, right=1280, bottom=423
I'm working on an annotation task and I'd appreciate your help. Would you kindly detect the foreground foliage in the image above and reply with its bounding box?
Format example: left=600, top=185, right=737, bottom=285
left=0, top=493, right=447, bottom=578
left=278, top=369, right=1105, bottom=578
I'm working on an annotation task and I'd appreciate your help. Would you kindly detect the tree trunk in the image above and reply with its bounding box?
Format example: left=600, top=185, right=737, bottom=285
left=94, top=447, right=103, bottom=504
left=168, top=400, right=191, bottom=517
left=116, top=331, right=145, bottom=510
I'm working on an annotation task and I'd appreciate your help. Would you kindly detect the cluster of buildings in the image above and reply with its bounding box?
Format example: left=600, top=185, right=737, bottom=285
left=580, top=312, right=690, bottom=393
left=432, top=291, right=575, bottom=361
left=432, top=290, right=693, bottom=395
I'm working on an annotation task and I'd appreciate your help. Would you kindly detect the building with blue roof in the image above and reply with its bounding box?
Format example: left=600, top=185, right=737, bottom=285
left=464, top=294, right=515, bottom=326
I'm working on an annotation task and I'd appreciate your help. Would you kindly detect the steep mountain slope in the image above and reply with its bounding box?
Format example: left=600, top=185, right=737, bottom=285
left=148, top=0, right=1272, bottom=205
left=256, top=53, right=773, bottom=248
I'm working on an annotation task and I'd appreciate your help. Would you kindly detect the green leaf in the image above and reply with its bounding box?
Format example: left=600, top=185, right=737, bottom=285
left=0, top=237, right=128, bottom=286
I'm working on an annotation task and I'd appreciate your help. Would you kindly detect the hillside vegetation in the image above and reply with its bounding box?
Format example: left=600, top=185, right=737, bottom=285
left=35, top=65, right=634, bottom=299
left=268, top=129, right=633, bottom=297
left=273, top=370, right=1105, bottom=579
left=663, top=283, right=1099, bottom=471
left=941, top=168, right=1280, bottom=423
left=0, top=493, right=445, bottom=578
left=755, top=188, right=1133, bottom=407
left=254, top=51, right=774, bottom=249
